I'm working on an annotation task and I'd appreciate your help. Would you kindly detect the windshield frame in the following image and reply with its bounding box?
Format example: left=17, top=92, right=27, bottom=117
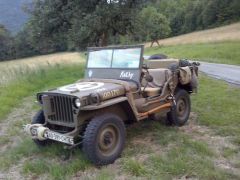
left=86, top=45, right=144, bottom=70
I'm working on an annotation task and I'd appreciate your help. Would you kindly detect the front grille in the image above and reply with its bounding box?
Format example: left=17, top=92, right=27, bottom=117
left=47, top=95, right=74, bottom=123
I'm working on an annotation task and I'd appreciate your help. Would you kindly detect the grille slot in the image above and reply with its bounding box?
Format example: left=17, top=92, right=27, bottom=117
left=48, top=95, right=74, bottom=123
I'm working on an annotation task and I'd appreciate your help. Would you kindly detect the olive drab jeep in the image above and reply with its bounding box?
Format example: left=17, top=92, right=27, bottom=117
left=24, top=45, right=200, bottom=165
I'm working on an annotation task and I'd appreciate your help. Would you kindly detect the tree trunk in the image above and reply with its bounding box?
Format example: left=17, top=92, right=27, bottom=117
left=150, top=41, right=154, bottom=47
left=99, top=32, right=108, bottom=47
left=150, top=40, right=160, bottom=47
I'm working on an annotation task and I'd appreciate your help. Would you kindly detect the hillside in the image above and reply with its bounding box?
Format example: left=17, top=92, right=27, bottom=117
left=0, top=52, right=83, bottom=85
left=145, top=41, right=240, bottom=65
left=0, top=0, right=31, bottom=33
left=145, top=23, right=240, bottom=47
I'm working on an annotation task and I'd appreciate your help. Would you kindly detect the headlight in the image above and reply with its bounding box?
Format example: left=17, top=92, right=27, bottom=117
left=74, top=98, right=81, bottom=108
left=37, top=95, right=43, bottom=104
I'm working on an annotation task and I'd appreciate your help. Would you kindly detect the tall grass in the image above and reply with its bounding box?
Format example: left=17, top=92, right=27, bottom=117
left=0, top=52, right=84, bottom=85
left=0, top=63, right=85, bottom=121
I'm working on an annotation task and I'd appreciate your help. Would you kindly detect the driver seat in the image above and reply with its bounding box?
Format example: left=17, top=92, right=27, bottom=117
left=142, top=68, right=171, bottom=96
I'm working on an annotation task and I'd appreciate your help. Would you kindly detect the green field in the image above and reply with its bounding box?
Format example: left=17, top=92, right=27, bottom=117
left=0, top=61, right=239, bottom=179
left=145, top=41, right=240, bottom=65
left=0, top=64, right=84, bottom=122
left=0, top=38, right=240, bottom=179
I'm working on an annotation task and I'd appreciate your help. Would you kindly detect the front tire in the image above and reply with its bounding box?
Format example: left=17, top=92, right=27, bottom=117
left=167, top=89, right=191, bottom=126
left=31, top=110, right=50, bottom=146
left=82, top=114, right=126, bottom=166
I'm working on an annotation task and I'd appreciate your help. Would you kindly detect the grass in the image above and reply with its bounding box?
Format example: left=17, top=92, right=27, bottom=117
left=0, top=64, right=85, bottom=122
left=1, top=139, right=90, bottom=179
left=192, top=75, right=240, bottom=141
left=123, top=159, right=147, bottom=176
left=0, top=49, right=240, bottom=179
left=121, top=120, right=226, bottom=179
left=145, top=41, right=240, bottom=65
left=148, top=149, right=233, bottom=180
left=145, top=22, right=240, bottom=47
left=22, top=148, right=90, bottom=180
left=0, top=73, right=239, bottom=179
left=222, top=147, right=239, bottom=158
left=0, top=139, right=40, bottom=169
left=0, top=52, right=83, bottom=85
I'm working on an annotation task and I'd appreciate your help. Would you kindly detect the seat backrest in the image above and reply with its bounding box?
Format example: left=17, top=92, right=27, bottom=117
left=147, top=68, right=172, bottom=88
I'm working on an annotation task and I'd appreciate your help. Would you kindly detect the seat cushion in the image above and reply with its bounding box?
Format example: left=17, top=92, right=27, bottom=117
left=141, top=87, right=161, bottom=96
left=141, top=68, right=172, bottom=96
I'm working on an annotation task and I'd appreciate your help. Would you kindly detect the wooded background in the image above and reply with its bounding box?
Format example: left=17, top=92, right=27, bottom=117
left=0, top=0, right=239, bottom=61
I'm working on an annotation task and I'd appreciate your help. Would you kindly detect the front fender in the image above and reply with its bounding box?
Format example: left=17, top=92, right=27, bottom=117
left=80, top=97, right=128, bottom=110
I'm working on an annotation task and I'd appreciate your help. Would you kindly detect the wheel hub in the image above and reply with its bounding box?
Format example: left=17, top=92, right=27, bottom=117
left=177, top=99, right=186, bottom=117
left=98, top=124, right=120, bottom=156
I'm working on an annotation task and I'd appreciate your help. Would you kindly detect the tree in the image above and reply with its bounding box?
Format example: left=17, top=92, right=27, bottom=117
left=24, top=0, right=143, bottom=53
left=0, top=25, right=14, bottom=61
left=25, top=0, right=71, bottom=54
left=135, top=7, right=171, bottom=47
left=68, top=0, right=143, bottom=48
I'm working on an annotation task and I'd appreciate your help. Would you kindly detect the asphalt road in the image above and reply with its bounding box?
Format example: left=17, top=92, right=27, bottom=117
left=198, top=62, right=240, bottom=86
left=144, top=56, right=240, bottom=86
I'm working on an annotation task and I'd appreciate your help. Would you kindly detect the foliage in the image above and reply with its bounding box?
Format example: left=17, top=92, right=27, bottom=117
left=133, top=6, right=171, bottom=43
left=152, top=0, right=240, bottom=35
left=0, top=0, right=240, bottom=61
left=68, top=0, right=142, bottom=48
left=0, top=25, right=15, bottom=60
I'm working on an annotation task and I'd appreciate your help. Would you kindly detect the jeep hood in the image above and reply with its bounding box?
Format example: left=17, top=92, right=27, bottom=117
left=38, top=80, right=135, bottom=102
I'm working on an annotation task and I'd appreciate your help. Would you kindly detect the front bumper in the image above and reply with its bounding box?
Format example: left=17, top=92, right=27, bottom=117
left=23, top=124, right=74, bottom=145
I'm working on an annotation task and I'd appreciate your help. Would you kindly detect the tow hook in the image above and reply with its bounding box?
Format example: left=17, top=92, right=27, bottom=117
left=23, top=124, right=49, bottom=140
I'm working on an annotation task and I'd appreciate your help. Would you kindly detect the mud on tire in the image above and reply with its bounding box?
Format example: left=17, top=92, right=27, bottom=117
left=82, top=114, right=126, bottom=166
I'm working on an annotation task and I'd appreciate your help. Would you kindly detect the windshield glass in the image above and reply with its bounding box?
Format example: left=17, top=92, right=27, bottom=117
left=87, top=50, right=112, bottom=68
left=87, top=48, right=141, bottom=69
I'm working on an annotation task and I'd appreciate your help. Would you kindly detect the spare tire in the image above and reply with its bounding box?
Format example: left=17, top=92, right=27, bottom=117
left=149, top=54, right=168, bottom=60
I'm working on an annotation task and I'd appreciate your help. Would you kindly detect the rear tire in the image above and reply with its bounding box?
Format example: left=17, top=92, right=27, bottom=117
left=82, top=114, right=126, bottom=166
left=167, top=89, right=191, bottom=126
left=31, top=110, right=50, bottom=146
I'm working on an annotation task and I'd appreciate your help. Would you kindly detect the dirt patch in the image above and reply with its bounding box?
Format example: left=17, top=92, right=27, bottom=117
left=0, top=96, right=35, bottom=153
left=0, top=158, right=30, bottom=180
left=0, top=96, right=37, bottom=179
left=180, top=113, right=240, bottom=177
left=1, top=98, right=239, bottom=179
left=72, top=159, right=128, bottom=180
left=0, top=96, right=35, bottom=136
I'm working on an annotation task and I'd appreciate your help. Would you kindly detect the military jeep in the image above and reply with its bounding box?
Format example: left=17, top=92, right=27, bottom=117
left=24, top=45, right=199, bottom=165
